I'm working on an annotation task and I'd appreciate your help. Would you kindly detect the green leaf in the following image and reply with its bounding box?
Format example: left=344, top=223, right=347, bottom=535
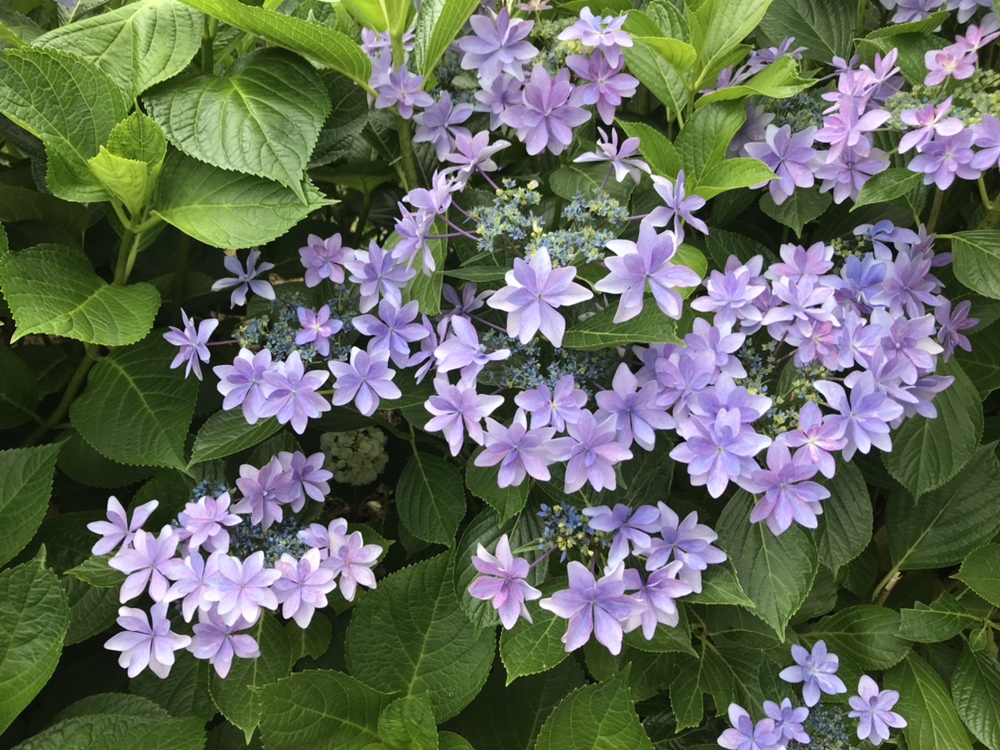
left=759, top=0, right=854, bottom=63
left=0, top=244, right=160, bottom=346
left=883, top=358, right=983, bottom=498
left=685, top=562, right=755, bottom=608
left=54, top=693, right=171, bottom=722
left=952, top=231, right=1000, bottom=300
left=378, top=695, right=438, bottom=750
left=0, top=346, right=39, bottom=428
left=466, top=454, right=530, bottom=523
left=415, top=0, right=478, bottom=77
left=177, top=0, right=372, bottom=91
left=11, top=715, right=206, bottom=750
left=65, top=556, right=123, bottom=588
left=622, top=40, right=689, bottom=120
left=153, top=151, right=331, bottom=249
left=759, top=189, right=831, bottom=236
left=346, top=554, right=494, bottom=722
left=87, top=148, right=152, bottom=217
left=107, top=111, right=168, bottom=173
left=955, top=544, right=1000, bottom=609
left=189, top=410, right=282, bottom=465
left=340, top=0, right=411, bottom=36
left=499, top=580, right=571, bottom=684
left=957, top=331, right=1000, bottom=397
left=210, top=614, right=293, bottom=742
left=805, top=605, right=909, bottom=670
left=562, top=302, right=682, bottom=351
left=952, top=647, right=1000, bottom=750
left=0, top=47, right=127, bottom=202
left=437, top=732, right=473, bottom=750
left=0, top=6, right=42, bottom=46
left=550, top=162, right=635, bottom=205
left=696, top=56, right=813, bottom=109
left=623, top=607, right=697, bottom=656
left=852, top=167, right=924, bottom=210
left=33, top=0, right=201, bottom=99
left=864, top=10, right=950, bottom=38
left=398, top=222, right=446, bottom=316
left=616, top=119, right=680, bottom=177
left=131, top=649, right=215, bottom=721
left=533, top=669, right=653, bottom=750
left=696, top=157, right=776, bottom=200
left=600, top=439, right=674, bottom=509
left=144, top=49, right=331, bottom=201
left=70, top=335, right=199, bottom=470
left=676, top=101, right=746, bottom=183
left=887, top=445, right=1000, bottom=570
left=0, top=557, right=70, bottom=735
left=717, top=490, right=818, bottom=638
left=63, top=577, right=119, bottom=646
left=396, top=452, right=466, bottom=547
left=57, top=431, right=155, bottom=489
left=899, top=592, right=979, bottom=642
left=885, top=652, right=973, bottom=750
left=815, top=459, right=872, bottom=574
left=634, top=35, right=697, bottom=70
left=689, top=0, right=775, bottom=77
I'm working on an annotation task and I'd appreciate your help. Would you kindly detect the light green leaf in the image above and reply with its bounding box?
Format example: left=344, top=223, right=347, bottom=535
left=107, top=111, right=168, bottom=173
left=415, top=0, right=478, bottom=77
left=0, top=6, right=42, bottom=46
left=153, top=151, right=331, bottom=249
left=622, top=40, right=689, bottom=121
left=88, top=148, right=151, bottom=217
left=33, top=0, right=201, bottom=99
left=65, top=556, right=123, bottom=588
left=0, top=244, right=159, bottom=346
left=883, top=358, right=983, bottom=498
left=0, top=443, right=60, bottom=569
left=0, top=346, right=40, bottom=428
left=11, top=715, right=206, bottom=750
left=177, top=0, right=372, bottom=91
left=759, top=0, right=854, bottom=63
left=144, top=48, right=331, bottom=200
left=887, top=445, right=1000, bottom=570
left=437, top=733, right=473, bottom=750
left=466, top=455, right=530, bottom=523
left=345, top=554, right=494, bottom=722
left=852, top=167, right=924, bottom=210
left=499, top=580, right=571, bottom=684
left=340, top=0, right=412, bottom=36
left=616, top=119, right=680, bottom=177
left=634, top=36, right=697, bottom=70
left=69, top=335, right=199, bottom=470
left=952, top=647, right=1000, bottom=750
left=562, top=302, right=682, bottom=351
left=696, top=56, right=813, bottom=109
left=685, top=562, right=755, bottom=608
left=696, top=157, right=775, bottom=200
left=952, top=231, right=1000, bottom=300
left=690, top=0, right=774, bottom=77
left=533, top=669, right=653, bottom=750
left=210, top=614, right=293, bottom=742
left=0, top=557, right=69, bottom=735
left=885, top=652, right=973, bottom=750
left=396, top=452, right=466, bottom=546
left=717, top=490, right=817, bottom=638
left=646, top=0, right=690, bottom=40
left=378, top=695, right=438, bottom=750
left=955, top=544, right=1000, bottom=609
left=759, top=189, right=831, bottom=236
left=815, top=459, right=872, bottom=574
left=676, top=101, right=746, bottom=182
left=899, top=592, right=979, bottom=643
left=0, top=47, right=127, bottom=202
left=189, top=410, right=282, bottom=465
left=805, top=605, right=909, bottom=670
left=864, top=10, right=950, bottom=38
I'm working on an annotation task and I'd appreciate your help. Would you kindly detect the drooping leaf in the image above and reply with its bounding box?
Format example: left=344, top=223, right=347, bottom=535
left=696, top=57, right=813, bottom=109
left=189, top=410, right=282, bottom=466
left=130, top=649, right=215, bottom=721
left=396, top=452, right=467, bottom=546
left=499, top=579, right=571, bottom=684
left=87, top=149, right=153, bottom=217
left=685, top=562, right=755, bottom=609
left=952, top=647, right=1000, bottom=750
left=0, top=244, right=160, bottom=346
left=695, top=158, right=776, bottom=200
left=616, top=119, right=680, bottom=177
left=759, top=189, right=832, bottom=236
left=0, top=444, right=60, bottom=569
left=885, top=652, right=973, bottom=750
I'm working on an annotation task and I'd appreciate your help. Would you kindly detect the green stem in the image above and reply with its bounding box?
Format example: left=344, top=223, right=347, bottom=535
left=22, top=345, right=99, bottom=447
left=927, top=188, right=945, bottom=233
left=979, top=176, right=992, bottom=211
left=873, top=564, right=902, bottom=604
left=201, top=16, right=217, bottom=75
left=396, top=115, right=420, bottom=191
left=113, top=227, right=137, bottom=285
left=856, top=0, right=867, bottom=37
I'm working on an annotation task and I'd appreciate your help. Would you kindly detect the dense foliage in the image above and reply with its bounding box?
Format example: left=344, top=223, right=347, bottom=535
left=2, top=0, right=1000, bottom=748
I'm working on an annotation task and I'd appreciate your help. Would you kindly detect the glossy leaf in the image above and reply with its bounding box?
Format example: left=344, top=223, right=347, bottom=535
left=189, top=411, right=282, bottom=466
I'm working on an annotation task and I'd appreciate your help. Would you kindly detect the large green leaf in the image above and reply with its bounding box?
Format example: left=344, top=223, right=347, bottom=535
left=0, top=443, right=61, bottom=569
left=0, top=244, right=160, bottom=345
left=177, top=0, right=372, bottom=91
left=759, top=0, right=854, bottom=63
left=616, top=119, right=680, bottom=178
left=717, top=491, right=817, bottom=638
left=805, top=605, right=909, bottom=670
left=70, top=336, right=199, bottom=470
left=11, top=715, right=206, bottom=750
left=396, top=452, right=466, bottom=547
left=189, top=410, right=282, bottom=465
left=345, top=554, right=494, bottom=722
left=144, top=48, right=330, bottom=200
left=676, top=101, right=745, bottom=182
left=852, top=168, right=924, bottom=210
left=414, top=0, right=478, bottom=77
left=0, top=346, right=39, bottom=428
left=622, top=40, right=689, bottom=120
left=499, top=580, right=571, bottom=684
left=131, top=649, right=215, bottom=721
left=466, top=455, right=530, bottom=524
left=952, top=648, right=1000, bottom=750
left=0, top=557, right=70, bottom=735
left=815, top=459, right=871, bottom=574
left=696, top=56, right=812, bottom=109
left=562, top=302, right=682, bottom=351
left=952, top=231, right=1000, bottom=300
left=887, top=445, right=1000, bottom=570
left=153, top=151, right=331, bottom=248
left=885, top=652, right=973, bottom=750
left=685, top=562, right=755, bottom=608
left=955, top=544, right=1000, bottom=609
left=898, top=592, right=978, bottom=643
left=689, top=0, right=774, bottom=77
left=957, top=330, right=1000, bottom=397
left=33, top=0, right=201, bottom=99
left=377, top=695, right=438, bottom=750
left=0, top=48, right=127, bottom=202
left=759, top=189, right=832, bottom=236
left=533, top=669, right=653, bottom=750
left=883, top=358, right=982, bottom=498
left=695, top=158, right=776, bottom=200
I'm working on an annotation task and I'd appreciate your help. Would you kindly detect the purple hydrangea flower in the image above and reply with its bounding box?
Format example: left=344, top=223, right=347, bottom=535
left=87, top=496, right=158, bottom=556
left=815, top=107, right=891, bottom=160
left=374, top=66, right=434, bottom=119
left=514, top=375, right=587, bottom=432
left=105, top=601, right=191, bottom=678
left=564, top=51, right=638, bottom=125
left=671, top=409, right=771, bottom=498
left=848, top=675, right=907, bottom=746
left=413, top=91, right=474, bottom=160
left=936, top=298, right=977, bottom=360
left=899, top=97, right=964, bottom=154
left=582, top=503, right=660, bottom=568
left=189, top=610, right=260, bottom=679
left=718, top=704, right=781, bottom=750
left=299, top=233, right=353, bottom=287
left=457, top=8, right=538, bottom=86
left=278, top=450, right=332, bottom=507
left=779, top=640, right=847, bottom=707
left=924, top=43, right=977, bottom=86
left=258, top=351, right=331, bottom=435
left=109, top=527, right=180, bottom=603
left=434, top=315, right=511, bottom=382
left=595, top=363, right=674, bottom=451
left=205, top=550, right=281, bottom=627
left=972, top=113, right=1000, bottom=170
left=273, top=548, right=337, bottom=628
left=211, top=249, right=275, bottom=308
left=329, top=346, right=402, bottom=416
left=177, top=492, right=240, bottom=554
left=564, top=410, right=633, bottom=493
left=573, top=127, right=651, bottom=183
left=744, top=125, right=818, bottom=204
left=690, top=265, right=767, bottom=329
left=296, top=305, right=341, bottom=358
left=344, top=241, right=417, bottom=313
left=908, top=130, right=980, bottom=189
left=623, top=563, right=694, bottom=638
left=233, top=456, right=295, bottom=531
left=163, top=310, right=218, bottom=381
left=814, top=374, right=905, bottom=460
left=815, top=142, right=889, bottom=203
left=424, top=377, right=505, bottom=456
left=476, top=409, right=573, bottom=487
left=557, top=7, right=633, bottom=67
left=747, top=441, right=830, bottom=535
left=781, top=401, right=846, bottom=479
left=353, top=299, right=428, bottom=367
left=474, top=75, right=522, bottom=130
left=468, top=534, right=542, bottom=629
left=647, top=171, right=709, bottom=237
left=500, top=66, right=591, bottom=156
left=443, top=131, right=511, bottom=186
left=162, top=551, right=219, bottom=622
left=641, top=504, right=726, bottom=593
left=324, top=530, right=381, bottom=601
left=764, top=699, right=810, bottom=745
left=214, top=348, right=274, bottom=424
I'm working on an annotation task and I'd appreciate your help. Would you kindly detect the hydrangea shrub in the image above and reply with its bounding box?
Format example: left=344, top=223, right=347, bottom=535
left=1, top=0, right=1000, bottom=748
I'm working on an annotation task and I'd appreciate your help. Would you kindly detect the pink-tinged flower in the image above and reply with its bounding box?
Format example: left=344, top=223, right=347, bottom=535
left=205, top=550, right=281, bottom=626
left=595, top=363, right=674, bottom=452
left=596, top=221, right=700, bottom=323
left=468, top=534, right=541, bottom=629
left=354, top=299, right=428, bottom=368
left=273, top=548, right=337, bottom=628
left=848, top=675, right=906, bottom=746
left=344, top=241, right=416, bottom=313
left=924, top=43, right=977, bottom=86
left=647, top=171, right=709, bottom=237
left=564, top=51, right=638, bottom=125
left=299, top=233, right=352, bottom=287
left=781, top=401, right=846, bottom=479
left=177, top=492, right=241, bottom=553
left=747, top=441, right=830, bottom=535
left=779, top=640, right=847, bottom=707
left=514, top=375, right=587, bottom=432
left=539, top=562, right=640, bottom=655
left=277, top=450, right=332, bottom=507
left=908, top=130, right=980, bottom=190
left=413, top=91, right=474, bottom=160
left=329, top=346, right=402, bottom=416
left=488, top=246, right=593, bottom=346
left=957, top=12, right=1000, bottom=48
left=457, top=8, right=538, bottom=86
left=298, top=518, right=348, bottom=556
left=622, top=563, right=693, bottom=639
left=899, top=97, right=964, bottom=153
left=189, top=610, right=260, bottom=679
left=211, top=249, right=275, bottom=308
left=163, top=310, right=219, bottom=381
left=233, top=456, right=295, bottom=531
left=476, top=408, right=574, bottom=487
left=434, top=315, right=511, bottom=382
left=744, top=124, right=818, bottom=204
left=500, top=66, right=591, bottom=156
left=109, top=527, right=180, bottom=603
left=296, top=305, right=342, bottom=358
left=324, top=531, right=381, bottom=601
left=573, top=127, right=650, bottom=183
left=443, top=131, right=510, bottom=188
left=258, top=351, right=331, bottom=435
left=564, top=410, right=633, bottom=493
left=558, top=7, right=633, bottom=67
left=214, top=347, right=274, bottom=424
left=424, top=378, right=505, bottom=456
left=87, top=496, right=158, bottom=556
left=717, top=704, right=781, bottom=750
left=162, top=551, right=219, bottom=622
left=105, top=601, right=191, bottom=679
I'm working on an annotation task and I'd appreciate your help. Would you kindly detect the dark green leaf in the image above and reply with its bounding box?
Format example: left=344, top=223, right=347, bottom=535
left=852, top=168, right=924, bottom=210
left=0, top=443, right=61, bottom=568
left=562, top=302, right=682, bottom=351
left=0, top=346, right=39, bottom=427
left=396, top=452, right=466, bottom=546
left=466, top=454, right=530, bottom=523
left=955, top=544, right=1000, bottom=609
left=759, top=189, right=831, bottom=236
left=499, top=580, right=571, bottom=684
left=899, top=592, right=979, bottom=643
left=952, top=647, right=1000, bottom=750
left=952, top=231, right=1000, bottom=300
left=130, top=649, right=215, bottom=720
left=685, top=562, right=755, bottom=608
left=10, top=715, right=206, bottom=750
left=805, top=605, right=909, bottom=670
left=885, top=652, right=973, bottom=750
left=189, top=411, right=282, bottom=465
left=759, top=0, right=855, bottom=63
left=815, top=459, right=871, bottom=574
left=378, top=695, right=438, bottom=750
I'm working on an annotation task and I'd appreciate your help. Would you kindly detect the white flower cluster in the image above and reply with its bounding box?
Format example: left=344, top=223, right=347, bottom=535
left=320, top=427, right=389, bottom=486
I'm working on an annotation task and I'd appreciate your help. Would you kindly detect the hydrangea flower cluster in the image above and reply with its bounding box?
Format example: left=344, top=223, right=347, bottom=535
left=319, top=427, right=390, bottom=486
left=88, top=452, right=381, bottom=679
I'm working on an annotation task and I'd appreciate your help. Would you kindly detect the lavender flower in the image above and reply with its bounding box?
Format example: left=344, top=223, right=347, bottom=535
left=908, top=130, right=980, bottom=189
left=374, top=66, right=434, bottom=119
left=558, top=7, right=633, bottom=67
left=747, top=441, right=830, bottom=535
left=189, top=610, right=260, bottom=679
left=814, top=374, right=905, bottom=460
left=815, top=142, right=888, bottom=203
left=433, top=315, right=511, bottom=382
left=328, top=346, right=402, bottom=416
left=413, top=92, right=474, bottom=159
left=717, top=704, right=781, bottom=750
left=162, top=551, right=218, bottom=622
left=514, top=375, right=587, bottom=431
left=87, top=496, right=158, bottom=556
left=211, top=249, right=275, bottom=308
left=278, top=450, right=332, bottom=506
left=353, top=299, right=428, bottom=367
left=764, top=699, right=810, bottom=745
left=344, top=241, right=417, bottom=313
left=163, top=310, right=218, bottom=381
left=467, top=534, right=541, bottom=629
left=214, top=348, right=274, bottom=424
left=206, top=550, right=281, bottom=626
left=924, top=43, right=977, bottom=86
left=972, top=113, right=1000, bottom=170
left=898, top=97, right=964, bottom=153
left=690, top=265, right=767, bottom=329
left=258, top=351, right=331, bottom=434
left=595, top=363, right=674, bottom=451
left=299, top=233, right=352, bottom=287
left=105, top=602, right=191, bottom=678
left=781, top=401, right=846, bottom=479
left=573, top=127, right=651, bottom=183
left=564, top=51, right=638, bottom=124
left=424, top=378, right=505, bottom=456
left=233, top=456, right=295, bottom=530
left=474, top=75, right=522, bottom=130
left=476, top=409, right=573, bottom=487
left=325, top=530, right=381, bottom=601
left=443, top=131, right=511, bottom=186
left=744, top=125, right=819, bottom=205
left=109, top=527, right=180, bottom=603
left=670, top=409, right=771, bottom=498
left=641, top=504, right=726, bottom=593
left=273, top=548, right=337, bottom=628
left=779, top=640, right=847, bottom=707
left=564, top=410, right=633, bottom=493
left=499, top=66, right=591, bottom=156
left=622, top=563, right=693, bottom=637
left=647, top=171, right=709, bottom=236
left=177, top=493, right=240, bottom=553
left=935, top=298, right=977, bottom=360
left=295, top=305, right=341, bottom=358
left=848, top=675, right=907, bottom=746
left=457, top=8, right=538, bottom=85
left=582, top=503, right=660, bottom=568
